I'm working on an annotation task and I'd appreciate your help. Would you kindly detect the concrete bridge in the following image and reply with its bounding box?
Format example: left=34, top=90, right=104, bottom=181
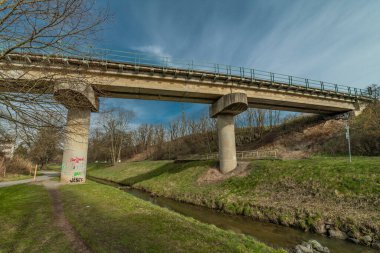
left=0, top=50, right=373, bottom=183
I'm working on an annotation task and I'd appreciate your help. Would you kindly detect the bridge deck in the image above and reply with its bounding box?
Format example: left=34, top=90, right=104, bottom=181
left=1, top=51, right=373, bottom=114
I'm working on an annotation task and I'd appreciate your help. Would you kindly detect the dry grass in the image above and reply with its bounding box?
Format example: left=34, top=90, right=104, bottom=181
left=0, top=156, right=34, bottom=179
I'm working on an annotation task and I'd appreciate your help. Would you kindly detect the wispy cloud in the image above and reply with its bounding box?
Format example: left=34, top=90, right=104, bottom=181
left=132, top=45, right=171, bottom=58
left=94, top=0, right=380, bottom=125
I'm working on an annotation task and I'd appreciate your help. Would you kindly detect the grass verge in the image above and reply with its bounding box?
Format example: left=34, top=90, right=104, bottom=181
left=0, top=173, right=32, bottom=182
left=60, top=181, right=285, bottom=253
left=0, top=184, right=73, bottom=253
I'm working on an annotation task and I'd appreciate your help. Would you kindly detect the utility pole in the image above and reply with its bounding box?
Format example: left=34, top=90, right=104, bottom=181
left=336, top=112, right=352, bottom=163
left=345, top=122, right=352, bottom=163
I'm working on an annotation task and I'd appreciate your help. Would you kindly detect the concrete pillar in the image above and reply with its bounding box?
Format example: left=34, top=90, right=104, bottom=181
left=54, top=83, right=98, bottom=184
left=60, top=108, right=91, bottom=183
left=217, top=114, right=237, bottom=173
left=210, top=93, right=248, bottom=174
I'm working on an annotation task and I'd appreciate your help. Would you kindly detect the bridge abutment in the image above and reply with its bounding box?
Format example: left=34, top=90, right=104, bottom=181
left=54, top=84, right=98, bottom=184
left=210, top=93, right=248, bottom=174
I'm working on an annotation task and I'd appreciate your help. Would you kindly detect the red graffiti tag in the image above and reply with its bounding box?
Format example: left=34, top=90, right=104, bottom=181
left=70, top=157, right=84, bottom=164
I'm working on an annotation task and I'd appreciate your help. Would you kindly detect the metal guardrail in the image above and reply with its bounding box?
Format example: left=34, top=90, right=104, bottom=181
left=177, top=150, right=278, bottom=161
left=3, top=47, right=374, bottom=99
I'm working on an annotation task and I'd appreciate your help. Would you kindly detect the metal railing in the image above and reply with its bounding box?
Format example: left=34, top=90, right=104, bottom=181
left=5, top=47, right=374, bottom=99
left=177, top=150, right=278, bottom=161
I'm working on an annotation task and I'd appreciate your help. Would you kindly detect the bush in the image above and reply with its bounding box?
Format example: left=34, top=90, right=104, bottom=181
left=5, top=156, right=34, bottom=175
left=321, top=102, right=380, bottom=156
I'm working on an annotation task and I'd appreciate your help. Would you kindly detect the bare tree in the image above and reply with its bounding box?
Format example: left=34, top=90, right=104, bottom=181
left=100, top=108, right=135, bottom=165
left=0, top=0, right=107, bottom=131
left=29, top=126, right=62, bottom=169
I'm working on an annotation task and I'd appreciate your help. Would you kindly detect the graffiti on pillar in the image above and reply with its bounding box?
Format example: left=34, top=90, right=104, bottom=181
left=70, top=156, right=85, bottom=170
left=67, top=156, right=85, bottom=182
left=70, top=157, right=84, bottom=163
left=60, top=154, right=86, bottom=183
left=69, top=177, right=84, bottom=183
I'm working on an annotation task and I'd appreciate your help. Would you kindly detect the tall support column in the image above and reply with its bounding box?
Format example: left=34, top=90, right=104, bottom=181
left=217, top=114, right=237, bottom=173
left=54, top=83, right=98, bottom=184
left=210, top=93, right=248, bottom=174
left=60, top=108, right=91, bottom=183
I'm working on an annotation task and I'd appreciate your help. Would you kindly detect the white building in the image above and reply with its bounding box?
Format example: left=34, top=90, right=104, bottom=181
left=0, top=141, right=15, bottom=159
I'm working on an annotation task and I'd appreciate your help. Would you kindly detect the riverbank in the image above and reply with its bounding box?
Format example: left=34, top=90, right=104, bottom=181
left=60, top=181, right=284, bottom=252
left=0, top=180, right=284, bottom=252
left=88, top=157, right=380, bottom=249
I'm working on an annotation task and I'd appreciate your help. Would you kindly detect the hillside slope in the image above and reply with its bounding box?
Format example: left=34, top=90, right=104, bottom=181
left=243, top=118, right=345, bottom=159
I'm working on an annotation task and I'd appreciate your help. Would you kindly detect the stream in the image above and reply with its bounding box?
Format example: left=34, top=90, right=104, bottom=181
left=90, top=177, right=378, bottom=253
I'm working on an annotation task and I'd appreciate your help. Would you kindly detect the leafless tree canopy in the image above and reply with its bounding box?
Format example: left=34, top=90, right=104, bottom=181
left=89, top=107, right=135, bottom=165
left=0, top=0, right=106, bottom=56
left=0, top=0, right=107, bottom=132
left=88, top=108, right=294, bottom=162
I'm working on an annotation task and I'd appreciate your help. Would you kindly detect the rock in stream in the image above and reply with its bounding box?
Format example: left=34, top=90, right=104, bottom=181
left=292, top=239, right=330, bottom=253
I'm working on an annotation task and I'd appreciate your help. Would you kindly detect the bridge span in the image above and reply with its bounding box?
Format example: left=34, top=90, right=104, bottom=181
left=0, top=49, right=373, bottom=183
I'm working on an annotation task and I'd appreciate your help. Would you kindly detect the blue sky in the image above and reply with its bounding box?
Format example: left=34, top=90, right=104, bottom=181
left=92, top=0, right=380, bottom=125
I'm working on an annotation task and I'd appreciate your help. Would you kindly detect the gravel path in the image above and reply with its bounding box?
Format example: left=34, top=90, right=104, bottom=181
left=0, top=175, right=51, bottom=188
left=0, top=171, right=61, bottom=188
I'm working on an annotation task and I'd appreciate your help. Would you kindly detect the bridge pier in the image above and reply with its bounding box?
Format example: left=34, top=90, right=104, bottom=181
left=210, top=93, right=248, bottom=174
left=60, top=108, right=91, bottom=183
left=54, top=83, right=98, bottom=184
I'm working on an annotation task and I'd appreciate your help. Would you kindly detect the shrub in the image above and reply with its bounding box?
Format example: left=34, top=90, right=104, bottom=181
left=6, top=156, right=34, bottom=175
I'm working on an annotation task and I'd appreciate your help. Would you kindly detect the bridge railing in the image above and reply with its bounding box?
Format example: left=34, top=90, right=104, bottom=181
left=7, top=47, right=373, bottom=99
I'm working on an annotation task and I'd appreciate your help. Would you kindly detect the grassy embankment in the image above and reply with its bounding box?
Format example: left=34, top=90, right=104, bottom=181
left=0, top=184, right=73, bottom=253
left=88, top=157, right=380, bottom=247
left=61, top=181, right=284, bottom=253
left=0, top=181, right=283, bottom=252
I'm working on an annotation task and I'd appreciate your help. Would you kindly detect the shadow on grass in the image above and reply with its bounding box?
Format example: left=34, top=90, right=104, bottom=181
left=119, top=160, right=216, bottom=186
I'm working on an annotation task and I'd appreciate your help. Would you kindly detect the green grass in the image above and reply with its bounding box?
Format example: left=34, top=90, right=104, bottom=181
left=46, top=163, right=61, bottom=171
left=88, top=157, right=380, bottom=198
left=0, top=173, right=32, bottom=182
left=87, top=157, right=380, bottom=236
left=60, top=181, right=284, bottom=253
left=0, top=184, right=73, bottom=253
left=223, top=156, right=380, bottom=197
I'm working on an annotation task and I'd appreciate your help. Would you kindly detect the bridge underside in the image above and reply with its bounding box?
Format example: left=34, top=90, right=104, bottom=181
left=104, top=89, right=353, bottom=114
left=95, top=75, right=359, bottom=115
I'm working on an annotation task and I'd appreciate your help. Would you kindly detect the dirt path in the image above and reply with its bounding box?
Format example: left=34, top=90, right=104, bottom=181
left=43, top=180, right=92, bottom=253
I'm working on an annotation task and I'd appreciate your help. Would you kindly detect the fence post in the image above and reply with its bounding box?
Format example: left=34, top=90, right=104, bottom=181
left=33, top=164, right=38, bottom=182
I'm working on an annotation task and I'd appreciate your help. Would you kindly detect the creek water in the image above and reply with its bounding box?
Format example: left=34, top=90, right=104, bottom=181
left=91, top=177, right=378, bottom=253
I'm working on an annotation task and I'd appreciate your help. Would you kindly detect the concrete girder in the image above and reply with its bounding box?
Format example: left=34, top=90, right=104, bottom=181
left=54, top=83, right=99, bottom=112
left=210, top=93, right=248, bottom=118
